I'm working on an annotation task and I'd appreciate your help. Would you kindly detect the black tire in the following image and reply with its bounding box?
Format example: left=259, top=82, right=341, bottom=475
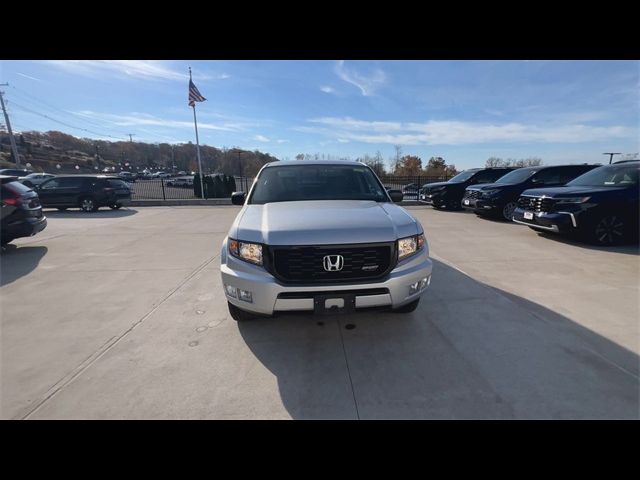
left=588, top=214, right=628, bottom=246
left=501, top=201, right=517, bottom=221
left=79, top=196, right=98, bottom=212
left=392, top=298, right=420, bottom=313
left=57, top=207, right=68, bottom=211
left=110, top=204, right=122, bottom=210
left=228, top=302, right=256, bottom=321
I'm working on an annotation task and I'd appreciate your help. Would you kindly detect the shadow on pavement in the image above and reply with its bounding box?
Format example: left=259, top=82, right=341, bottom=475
left=0, top=246, right=48, bottom=286
left=237, top=258, right=639, bottom=419
left=533, top=231, right=640, bottom=256
left=43, top=208, right=138, bottom=219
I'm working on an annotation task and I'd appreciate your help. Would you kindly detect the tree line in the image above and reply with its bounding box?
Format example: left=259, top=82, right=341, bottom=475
left=0, top=130, right=278, bottom=176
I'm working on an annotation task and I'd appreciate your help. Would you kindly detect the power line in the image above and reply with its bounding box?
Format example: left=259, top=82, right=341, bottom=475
left=8, top=100, right=126, bottom=140
left=9, top=85, right=130, bottom=137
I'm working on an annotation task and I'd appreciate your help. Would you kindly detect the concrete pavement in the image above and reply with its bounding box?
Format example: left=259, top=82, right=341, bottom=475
left=1, top=206, right=638, bottom=419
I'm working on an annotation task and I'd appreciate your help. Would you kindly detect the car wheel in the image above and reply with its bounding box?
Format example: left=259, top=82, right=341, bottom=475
left=392, top=298, right=420, bottom=313
left=502, top=202, right=517, bottom=221
left=79, top=196, right=98, bottom=212
left=590, top=215, right=627, bottom=246
left=57, top=207, right=68, bottom=211
left=110, top=204, right=122, bottom=210
left=227, top=302, right=256, bottom=321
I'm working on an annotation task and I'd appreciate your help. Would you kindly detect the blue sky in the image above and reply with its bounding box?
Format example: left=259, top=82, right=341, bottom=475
left=1, top=60, right=638, bottom=170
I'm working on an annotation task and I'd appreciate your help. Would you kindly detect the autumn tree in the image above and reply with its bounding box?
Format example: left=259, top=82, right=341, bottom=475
left=394, top=155, right=423, bottom=176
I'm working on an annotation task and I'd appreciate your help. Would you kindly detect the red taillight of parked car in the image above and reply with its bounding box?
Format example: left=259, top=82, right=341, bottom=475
left=2, top=196, right=21, bottom=206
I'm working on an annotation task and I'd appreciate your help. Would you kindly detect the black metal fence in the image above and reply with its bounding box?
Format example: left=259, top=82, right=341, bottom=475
left=130, top=176, right=254, bottom=200
left=128, top=174, right=450, bottom=201
left=379, top=175, right=453, bottom=198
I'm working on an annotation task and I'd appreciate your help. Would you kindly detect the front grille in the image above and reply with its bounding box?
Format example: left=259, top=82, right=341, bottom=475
left=464, top=190, right=482, bottom=199
left=268, top=243, right=395, bottom=284
left=517, top=196, right=557, bottom=213
left=278, top=288, right=389, bottom=299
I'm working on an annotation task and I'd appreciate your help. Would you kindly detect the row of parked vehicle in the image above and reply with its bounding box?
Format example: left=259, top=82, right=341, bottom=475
left=1, top=172, right=133, bottom=246
left=414, top=161, right=639, bottom=246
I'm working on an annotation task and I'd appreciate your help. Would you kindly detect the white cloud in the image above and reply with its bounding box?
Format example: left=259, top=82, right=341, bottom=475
left=254, top=134, right=270, bottom=142
left=43, top=61, right=222, bottom=82
left=320, top=86, right=335, bottom=94
left=76, top=110, right=245, bottom=132
left=276, top=139, right=289, bottom=144
left=302, top=116, right=635, bottom=146
left=16, top=72, right=44, bottom=82
left=335, top=60, right=386, bottom=96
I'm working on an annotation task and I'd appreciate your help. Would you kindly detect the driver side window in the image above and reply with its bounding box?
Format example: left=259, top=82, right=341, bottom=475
left=40, top=179, right=61, bottom=190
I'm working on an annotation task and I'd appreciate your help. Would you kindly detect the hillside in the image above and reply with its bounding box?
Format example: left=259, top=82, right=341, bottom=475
left=0, top=130, right=278, bottom=176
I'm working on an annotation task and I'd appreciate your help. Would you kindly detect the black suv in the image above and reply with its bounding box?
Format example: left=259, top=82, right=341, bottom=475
left=1, top=175, right=47, bottom=245
left=36, top=175, right=132, bottom=212
left=462, top=164, right=599, bottom=221
left=512, top=161, right=639, bottom=245
left=419, top=167, right=516, bottom=210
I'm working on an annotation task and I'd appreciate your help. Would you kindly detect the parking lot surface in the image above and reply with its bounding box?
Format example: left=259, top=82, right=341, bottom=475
left=1, top=206, right=638, bottom=419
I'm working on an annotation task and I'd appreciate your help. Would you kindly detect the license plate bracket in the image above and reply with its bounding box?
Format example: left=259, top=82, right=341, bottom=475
left=314, top=294, right=356, bottom=315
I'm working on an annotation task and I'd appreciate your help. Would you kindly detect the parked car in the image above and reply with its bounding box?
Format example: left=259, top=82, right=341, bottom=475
left=0, top=168, right=33, bottom=178
left=36, top=175, right=132, bottom=212
left=118, top=171, right=137, bottom=183
left=401, top=183, right=420, bottom=199
left=462, top=164, right=599, bottom=221
left=166, top=177, right=194, bottom=188
left=512, top=161, right=639, bottom=245
left=221, top=160, right=431, bottom=321
left=419, top=167, right=516, bottom=209
left=1, top=175, right=47, bottom=246
left=20, top=173, right=56, bottom=188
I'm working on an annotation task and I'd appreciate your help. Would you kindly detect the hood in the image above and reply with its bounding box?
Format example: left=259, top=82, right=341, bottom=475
left=424, top=181, right=451, bottom=189
left=466, top=182, right=507, bottom=191
left=521, top=185, right=631, bottom=197
left=231, top=200, right=419, bottom=246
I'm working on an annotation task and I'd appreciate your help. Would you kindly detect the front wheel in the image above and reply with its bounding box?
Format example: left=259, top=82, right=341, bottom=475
left=501, top=201, right=517, bottom=221
left=392, top=298, right=420, bottom=313
left=588, top=214, right=627, bottom=246
left=228, top=302, right=256, bottom=321
left=79, top=196, right=98, bottom=212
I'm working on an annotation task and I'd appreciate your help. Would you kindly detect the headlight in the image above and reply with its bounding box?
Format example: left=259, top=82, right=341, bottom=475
left=228, top=238, right=263, bottom=265
left=555, top=196, right=591, bottom=204
left=397, top=233, right=425, bottom=261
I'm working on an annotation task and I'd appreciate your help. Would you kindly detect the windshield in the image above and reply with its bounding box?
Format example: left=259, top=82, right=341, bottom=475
left=249, top=164, right=388, bottom=204
left=494, top=168, right=537, bottom=184
left=448, top=170, right=478, bottom=183
left=567, top=165, right=639, bottom=187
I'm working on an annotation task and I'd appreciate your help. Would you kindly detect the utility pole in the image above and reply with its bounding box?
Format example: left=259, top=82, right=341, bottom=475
left=603, top=152, right=622, bottom=164
left=128, top=133, right=136, bottom=142
left=0, top=85, right=22, bottom=168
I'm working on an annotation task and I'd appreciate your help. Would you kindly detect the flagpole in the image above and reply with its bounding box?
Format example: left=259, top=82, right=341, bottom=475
left=190, top=67, right=206, bottom=199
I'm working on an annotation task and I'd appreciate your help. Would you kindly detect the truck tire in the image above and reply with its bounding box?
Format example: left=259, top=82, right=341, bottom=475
left=228, top=302, right=256, bottom=321
left=392, top=298, right=420, bottom=313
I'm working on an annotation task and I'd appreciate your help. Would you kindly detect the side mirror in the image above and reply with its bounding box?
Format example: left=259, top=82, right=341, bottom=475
left=388, top=190, right=403, bottom=203
left=231, top=191, right=246, bottom=205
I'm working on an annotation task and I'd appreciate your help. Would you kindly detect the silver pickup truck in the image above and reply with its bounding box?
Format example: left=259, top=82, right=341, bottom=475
left=220, top=161, right=433, bottom=321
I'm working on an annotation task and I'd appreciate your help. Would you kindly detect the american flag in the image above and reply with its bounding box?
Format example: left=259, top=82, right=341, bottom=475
left=188, top=79, right=206, bottom=107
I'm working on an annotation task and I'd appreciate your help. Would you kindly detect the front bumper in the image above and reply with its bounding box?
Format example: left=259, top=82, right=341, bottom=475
left=220, top=239, right=433, bottom=316
left=461, top=197, right=498, bottom=213
left=419, top=193, right=446, bottom=206
left=512, top=207, right=577, bottom=233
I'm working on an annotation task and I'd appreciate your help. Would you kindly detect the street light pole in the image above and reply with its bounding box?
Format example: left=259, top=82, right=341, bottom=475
left=603, top=152, right=622, bottom=164
left=0, top=85, right=21, bottom=168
